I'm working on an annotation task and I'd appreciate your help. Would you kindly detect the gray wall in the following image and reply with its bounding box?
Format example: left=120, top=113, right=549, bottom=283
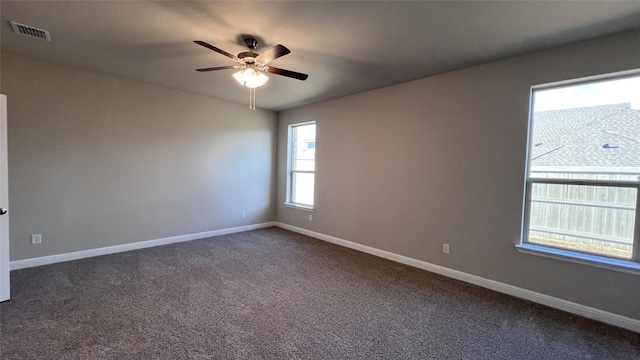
left=2, top=53, right=277, bottom=261
left=277, top=30, right=640, bottom=320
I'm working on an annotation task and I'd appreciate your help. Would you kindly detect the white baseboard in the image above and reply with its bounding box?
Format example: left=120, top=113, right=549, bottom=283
left=9, top=220, right=639, bottom=332
left=275, top=222, right=640, bottom=333
left=10, top=222, right=277, bottom=271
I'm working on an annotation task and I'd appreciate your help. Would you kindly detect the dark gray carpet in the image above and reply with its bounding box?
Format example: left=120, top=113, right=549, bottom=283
left=1, top=227, right=638, bottom=359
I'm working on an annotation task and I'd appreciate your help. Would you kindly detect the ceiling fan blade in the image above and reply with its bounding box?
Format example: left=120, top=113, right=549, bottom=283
left=194, top=40, right=238, bottom=61
left=266, top=67, right=309, bottom=81
left=195, top=65, right=242, bottom=72
left=256, top=45, right=290, bottom=65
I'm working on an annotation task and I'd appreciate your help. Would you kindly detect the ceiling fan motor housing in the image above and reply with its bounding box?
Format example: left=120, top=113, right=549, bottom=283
left=238, top=52, right=256, bottom=62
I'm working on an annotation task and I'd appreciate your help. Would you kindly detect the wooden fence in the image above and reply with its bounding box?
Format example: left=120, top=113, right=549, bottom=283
left=528, top=167, right=639, bottom=258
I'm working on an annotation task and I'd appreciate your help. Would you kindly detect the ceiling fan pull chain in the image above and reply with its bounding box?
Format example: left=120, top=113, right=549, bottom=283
left=249, top=87, right=256, bottom=111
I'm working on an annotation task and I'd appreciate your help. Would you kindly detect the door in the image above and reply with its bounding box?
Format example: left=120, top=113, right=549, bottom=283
left=0, top=94, right=9, bottom=302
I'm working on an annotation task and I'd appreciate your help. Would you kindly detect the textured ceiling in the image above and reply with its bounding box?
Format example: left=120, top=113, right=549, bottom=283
left=2, top=1, right=640, bottom=111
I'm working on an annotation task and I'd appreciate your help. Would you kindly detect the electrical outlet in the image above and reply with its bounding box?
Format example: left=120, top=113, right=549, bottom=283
left=31, top=234, right=42, bottom=245
left=442, top=243, right=450, bottom=254
left=241, top=211, right=246, bottom=218
left=309, top=214, right=313, bottom=221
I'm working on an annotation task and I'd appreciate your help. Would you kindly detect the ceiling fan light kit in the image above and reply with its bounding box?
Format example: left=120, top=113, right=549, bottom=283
left=194, top=37, right=308, bottom=111
left=232, top=68, right=269, bottom=88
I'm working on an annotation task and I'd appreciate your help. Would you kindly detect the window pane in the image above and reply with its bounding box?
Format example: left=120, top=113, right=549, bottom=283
left=530, top=75, right=640, bottom=181
left=292, top=172, right=314, bottom=206
left=528, top=183, right=636, bottom=259
left=292, top=124, right=316, bottom=171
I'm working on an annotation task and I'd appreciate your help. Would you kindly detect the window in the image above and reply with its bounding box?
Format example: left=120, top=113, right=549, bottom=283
left=286, top=122, right=316, bottom=209
left=520, top=71, right=640, bottom=272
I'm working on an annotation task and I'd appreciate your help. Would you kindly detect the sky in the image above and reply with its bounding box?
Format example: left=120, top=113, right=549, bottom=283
left=533, top=74, right=640, bottom=112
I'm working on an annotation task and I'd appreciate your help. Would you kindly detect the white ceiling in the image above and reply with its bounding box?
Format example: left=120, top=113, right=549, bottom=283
left=2, top=1, right=640, bottom=111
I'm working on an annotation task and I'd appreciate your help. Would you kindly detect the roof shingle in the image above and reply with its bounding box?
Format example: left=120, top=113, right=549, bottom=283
left=531, top=103, right=640, bottom=169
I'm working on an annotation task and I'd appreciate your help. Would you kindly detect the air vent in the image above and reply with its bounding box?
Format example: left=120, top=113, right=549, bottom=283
left=10, top=21, right=51, bottom=41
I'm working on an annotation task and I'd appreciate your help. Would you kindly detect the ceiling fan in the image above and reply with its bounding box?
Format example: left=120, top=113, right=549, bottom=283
left=194, top=37, right=308, bottom=109
left=193, top=37, right=309, bottom=111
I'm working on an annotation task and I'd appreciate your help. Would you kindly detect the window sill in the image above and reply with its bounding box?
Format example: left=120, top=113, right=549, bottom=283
left=516, top=243, right=640, bottom=276
left=283, top=203, right=314, bottom=211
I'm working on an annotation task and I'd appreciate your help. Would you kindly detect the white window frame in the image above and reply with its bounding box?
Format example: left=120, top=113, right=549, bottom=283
left=517, top=70, right=640, bottom=276
left=284, top=121, right=316, bottom=211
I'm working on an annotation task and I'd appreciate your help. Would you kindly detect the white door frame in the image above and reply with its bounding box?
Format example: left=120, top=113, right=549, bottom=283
left=1, top=94, right=10, bottom=302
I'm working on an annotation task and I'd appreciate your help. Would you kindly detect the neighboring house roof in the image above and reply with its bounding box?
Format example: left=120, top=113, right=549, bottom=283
left=530, top=103, right=640, bottom=169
